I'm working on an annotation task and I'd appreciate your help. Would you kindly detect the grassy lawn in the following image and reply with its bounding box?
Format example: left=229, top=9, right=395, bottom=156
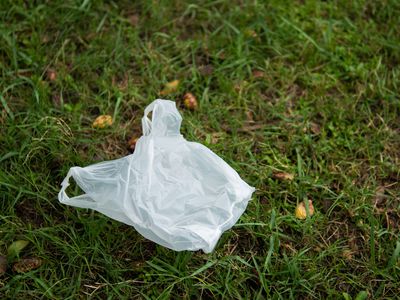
left=1, top=0, right=399, bottom=298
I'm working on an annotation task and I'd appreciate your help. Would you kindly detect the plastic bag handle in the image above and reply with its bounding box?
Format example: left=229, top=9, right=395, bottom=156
left=141, top=99, right=182, bottom=136
left=58, top=169, right=97, bottom=209
left=141, top=101, right=157, bottom=136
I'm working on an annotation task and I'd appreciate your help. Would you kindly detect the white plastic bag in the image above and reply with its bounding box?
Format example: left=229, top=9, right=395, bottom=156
left=59, top=99, right=255, bottom=253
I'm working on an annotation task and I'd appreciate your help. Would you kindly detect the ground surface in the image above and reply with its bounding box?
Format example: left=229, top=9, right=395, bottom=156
left=1, top=0, right=400, bottom=299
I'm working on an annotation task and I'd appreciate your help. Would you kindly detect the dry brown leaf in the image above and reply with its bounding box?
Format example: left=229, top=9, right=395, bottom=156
left=0, top=256, right=7, bottom=275
left=295, top=200, right=315, bottom=220
left=128, top=14, right=139, bottom=26
left=234, top=81, right=243, bottom=92
left=240, top=124, right=264, bottom=132
left=373, top=186, right=386, bottom=213
left=199, top=65, right=214, bottom=76
left=92, top=115, right=113, bottom=129
left=221, top=123, right=264, bottom=133
left=252, top=70, right=265, bottom=78
left=273, top=172, right=294, bottom=181
left=310, top=122, right=321, bottom=135
left=112, top=74, right=129, bottom=91
left=41, top=35, right=50, bottom=44
left=183, top=92, right=198, bottom=110
left=282, top=242, right=297, bottom=254
left=160, top=80, right=180, bottom=96
left=342, top=249, right=353, bottom=261
left=375, top=186, right=386, bottom=202
left=118, top=74, right=129, bottom=90
left=13, top=257, right=43, bottom=273
left=85, top=32, right=97, bottom=41
left=209, top=133, right=223, bottom=144
left=246, top=111, right=254, bottom=123
left=47, top=69, right=57, bottom=81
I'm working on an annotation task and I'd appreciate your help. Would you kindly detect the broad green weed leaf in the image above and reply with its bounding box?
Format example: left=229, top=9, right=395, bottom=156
left=8, top=240, right=29, bottom=258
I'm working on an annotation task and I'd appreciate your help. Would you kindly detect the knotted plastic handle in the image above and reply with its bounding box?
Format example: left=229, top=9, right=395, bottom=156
left=141, top=99, right=182, bottom=137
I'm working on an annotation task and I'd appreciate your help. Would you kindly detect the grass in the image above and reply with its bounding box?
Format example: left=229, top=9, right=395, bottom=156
left=0, top=0, right=399, bottom=298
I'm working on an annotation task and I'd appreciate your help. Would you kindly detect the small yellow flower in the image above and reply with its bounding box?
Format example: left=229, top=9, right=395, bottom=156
left=273, top=172, right=294, bottom=181
left=295, top=200, right=314, bottom=220
left=92, top=115, right=113, bottom=128
left=160, top=79, right=180, bottom=96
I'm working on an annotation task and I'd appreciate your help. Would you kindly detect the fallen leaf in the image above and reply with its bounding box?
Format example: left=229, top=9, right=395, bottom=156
left=118, top=74, right=129, bottom=90
left=282, top=242, right=297, bottom=254
left=221, top=123, right=264, bottom=133
left=13, top=257, right=42, bottom=273
left=342, top=249, right=353, bottom=261
left=128, top=136, right=139, bottom=151
left=295, top=200, right=315, bottom=220
left=314, top=245, right=322, bottom=252
left=210, top=133, right=221, bottom=144
left=112, top=74, right=129, bottom=91
left=183, top=93, right=198, bottom=110
left=160, top=79, right=180, bottom=96
left=206, top=132, right=222, bottom=145
left=244, top=29, right=258, bottom=38
left=85, top=32, right=96, bottom=41
left=128, top=14, right=139, bottom=26
left=234, top=81, right=242, bottom=92
left=165, top=79, right=180, bottom=89
left=92, top=115, right=113, bottom=129
left=246, top=111, right=254, bottom=123
left=252, top=69, right=265, bottom=78
left=0, top=256, right=7, bottom=275
left=349, top=237, right=359, bottom=252
left=47, top=69, right=57, bottom=81
left=7, top=240, right=29, bottom=258
left=199, top=65, right=214, bottom=76
left=273, top=172, right=294, bottom=181
left=373, top=186, right=386, bottom=212
left=310, top=122, right=321, bottom=135
left=240, top=124, right=264, bottom=132
left=41, top=35, right=50, bottom=44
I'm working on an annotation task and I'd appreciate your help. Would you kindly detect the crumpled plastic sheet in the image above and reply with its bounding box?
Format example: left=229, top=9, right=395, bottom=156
left=59, top=99, right=255, bottom=252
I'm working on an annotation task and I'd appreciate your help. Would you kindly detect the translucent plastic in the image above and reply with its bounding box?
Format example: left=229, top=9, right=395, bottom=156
left=59, top=99, right=255, bottom=253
